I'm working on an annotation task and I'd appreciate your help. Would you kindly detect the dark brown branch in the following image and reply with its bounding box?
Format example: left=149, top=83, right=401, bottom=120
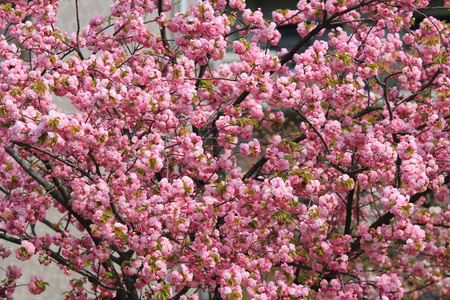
left=0, top=230, right=116, bottom=292
left=195, top=64, right=209, bottom=89
left=243, top=134, right=306, bottom=180
left=43, top=245, right=117, bottom=291
left=43, top=160, right=71, bottom=201
left=13, top=141, right=95, bottom=182
left=414, top=222, right=450, bottom=229
left=349, top=173, right=450, bottom=257
left=232, top=0, right=380, bottom=108
left=313, top=173, right=450, bottom=292
left=295, top=110, right=330, bottom=154
left=0, top=184, right=9, bottom=196
left=344, top=188, right=355, bottom=235
left=6, top=146, right=69, bottom=206
left=353, top=106, right=382, bottom=119
left=5, top=145, right=100, bottom=246
left=0, top=230, right=22, bottom=244
left=172, top=286, right=190, bottom=300
left=41, top=218, right=64, bottom=234
left=88, top=151, right=102, bottom=177
left=110, top=200, right=128, bottom=227
left=395, top=69, right=441, bottom=108
left=74, top=0, right=84, bottom=60
left=242, top=156, right=268, bottom=181
left=211, top=286, right=223, bottom=300
left=158, top=0, right=170, bottom=51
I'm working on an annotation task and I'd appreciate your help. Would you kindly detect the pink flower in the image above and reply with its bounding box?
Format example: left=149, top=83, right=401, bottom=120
left=15, top=241, right=35, bottom=261
left=28, top=275, right=47, bottom=295
left=239, top=139, right=261, bottom=158
left=6, top=265, right=22, bottom=280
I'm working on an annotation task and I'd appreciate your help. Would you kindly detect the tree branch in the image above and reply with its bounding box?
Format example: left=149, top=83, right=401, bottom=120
left=349, top=173, right=450, bottom=257
left=353, top=106, right=382, bottom=119
left=158, top=0, right=170, bottom=51
left=5, top=145, right=100, bottom=246
left=0, top=230, right=22, bottom=245
left=43, top=160, right=71, bottom=201
left=243, top=134, right=306, bottom=180
left=13, top=141, right=95, bottom=182
left=395, top=69, right=441, bottom=108
left=344, top=188, right=355, bottom=235
left=74, top=0, right=84, bottom=60
left=232, top=0, right=380, bottom=108
left=295, top=110, right=330, bottom=154
left=0, top=184, right=9, bottom=196
left=172, top=286, right=190, bottom=300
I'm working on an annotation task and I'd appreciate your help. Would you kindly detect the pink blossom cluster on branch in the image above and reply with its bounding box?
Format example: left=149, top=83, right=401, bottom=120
left=0, top=0, right=449, bottom=299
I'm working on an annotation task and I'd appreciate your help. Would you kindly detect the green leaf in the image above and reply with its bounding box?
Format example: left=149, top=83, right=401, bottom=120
left=0, top=105, right=7, bottom=116
left=36, top=280, right=50, bottom=290
left=69, top=125, right=79, bottom=135
left=216, top=183, right=228, bottom=196
left=121, top=260, right=130, bottom=268
left=48, top=118, right=60, bottom=129
left=320, top=102, right=329, bottom=110
left=5, top=163, right=13, bottom=172
left=98, top=134, right=107, bottom=143
left=104, top=271, right=115, bottom=280
left=199, top=79, right=214, bottom=89
left=287, top=199, right=299, bottom=207
left=49, top=135, right=58, bottom=146
left=238, top=38, right=252, bottom=50
left=433, top=54, right=447, bottom=64
left=273, top=211, right=291, bottom=223
left=167, top=254, right=178, bottom=263
left=73, top=278, right=84, bottom=286
left=414, top=242, right=423, bottom=250
left=38, top=132, right=48, bottom=144
left=29, top=80, right=47, bottom=94
left=155, top=285, right=172, bottom=300
left=227, top=292, right=241, bottom=300
left=300, top=171, right=313, bottom=182
left=248, top=220, right=258, bottom=229
left=250, top=118, right=259, bottom=129
left=183, top=182, right=192, bottom=196
left=283, top=140, right=297, bottom=151
left=211, top=253, right=221, bottom=264
left=9, top=176, right=18, bottom=185
left=148, top=157, right=158, bottom=170
left=228, top=15, right=236, bottom=25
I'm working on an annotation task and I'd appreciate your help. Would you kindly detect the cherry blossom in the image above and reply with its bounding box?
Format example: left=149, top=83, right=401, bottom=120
left=0, top=0, right=449, bottom=299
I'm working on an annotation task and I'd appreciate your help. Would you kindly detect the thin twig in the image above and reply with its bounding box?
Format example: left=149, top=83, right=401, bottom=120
left=0, top=184, right=10, bottom=196
left=243, top=134, right=306, bottom=180
left=232, top=0, right=380, bottom=109
left=295, top=110, right=331, bottom=155
left=158, top=0, right=171, bottom=51
left=74, top=0, right=84, bottom=59
left=395, top=69, right=441, bottom=108
left=5, top=145, right=100, bottom=246
left=13, top=141, right=95, bottom=182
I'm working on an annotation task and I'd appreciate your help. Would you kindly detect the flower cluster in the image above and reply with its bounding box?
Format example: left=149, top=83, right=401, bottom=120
left=0, top=0, right=449, bottom=299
